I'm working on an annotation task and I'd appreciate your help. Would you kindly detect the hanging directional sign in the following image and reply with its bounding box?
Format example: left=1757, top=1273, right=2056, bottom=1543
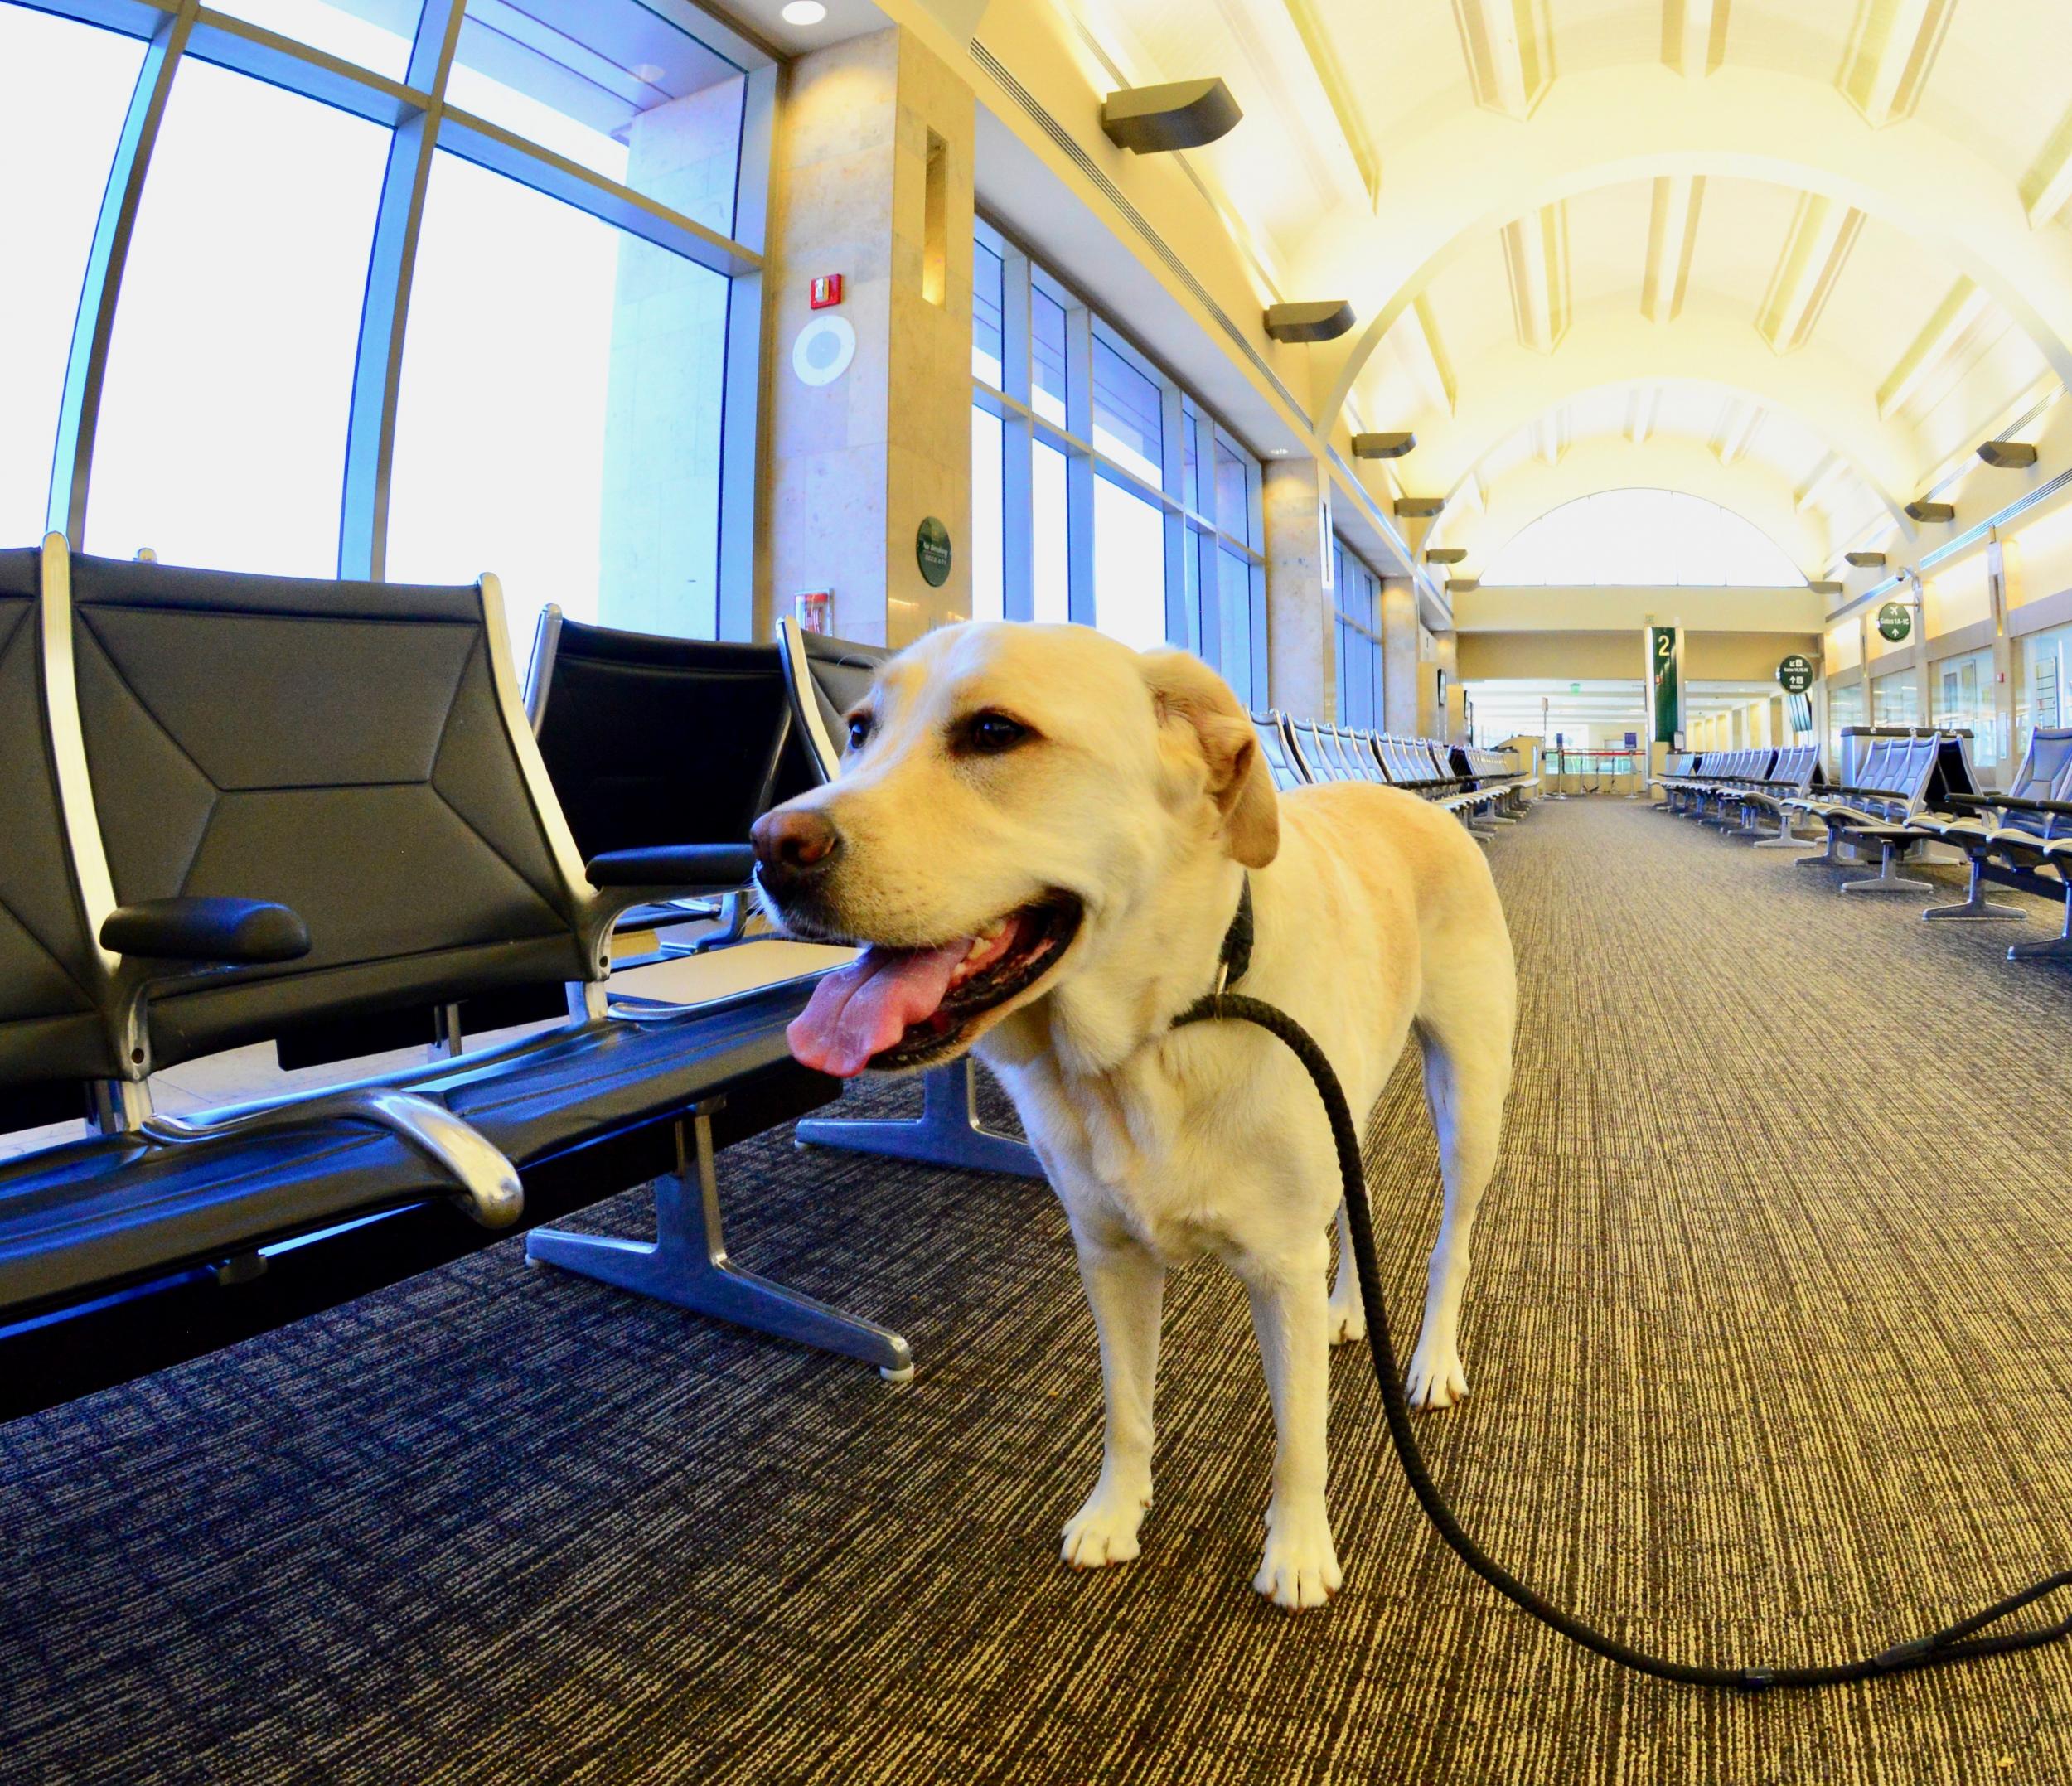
left=1776, top=652, right=1814, bottom=693
left=1648, top=625, right=1679, bottom=743
left=1876, top=601, right=1913, bottom=642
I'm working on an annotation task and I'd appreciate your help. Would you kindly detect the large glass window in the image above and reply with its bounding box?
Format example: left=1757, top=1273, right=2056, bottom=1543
left=1334, top=540, right=1383, bottom=732
left=970, top=217, right=1265, bottom=699
left=451, top=0, right=745, bottom=230
left=971, top=404, right=1004, bottom=623
left=1827, top=677, right=1865, bottom=770
left=1931, top=646, right=1997, bottom=768
left=0, top=7, right=142, bottom=546
left=1871, top=663, right=1919, bottom=727
left=213, top=0, right=414, bottom=78
left=15, top=0, right=764, bottom=642
left=386, top=153, right=729, bottom=648
left=2017, top=621, right=2072, bottom=757
left=88, top=57, right=388, bottom=574
left=1483, top=490, right=1806, bottom=588
left=1093, top=476, right=1166, bottom=650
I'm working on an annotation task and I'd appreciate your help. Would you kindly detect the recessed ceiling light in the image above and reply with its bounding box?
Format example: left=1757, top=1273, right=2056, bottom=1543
left=632, top=62, right=664, bottom=83
left=782, top=1, right=827, bottom=22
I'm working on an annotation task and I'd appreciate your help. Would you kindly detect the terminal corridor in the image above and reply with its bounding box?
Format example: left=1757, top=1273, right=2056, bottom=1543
left=6, top=800, right=2070, bottom=1786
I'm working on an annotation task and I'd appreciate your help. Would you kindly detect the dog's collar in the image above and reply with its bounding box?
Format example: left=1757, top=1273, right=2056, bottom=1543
left=1212, top=874, right=1254, bottom=997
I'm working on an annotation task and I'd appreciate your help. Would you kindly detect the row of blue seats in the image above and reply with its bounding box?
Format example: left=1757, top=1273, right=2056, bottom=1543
left=1248, top=712, right=1534, bottom=832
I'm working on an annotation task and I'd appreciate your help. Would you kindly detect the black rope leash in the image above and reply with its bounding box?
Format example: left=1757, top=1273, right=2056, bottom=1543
left=1170, top=989, right=2072, bottom=1692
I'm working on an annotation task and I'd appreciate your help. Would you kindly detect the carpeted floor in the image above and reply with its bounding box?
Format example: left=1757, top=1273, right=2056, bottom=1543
left=5, top=799, right=2072, bottom=1785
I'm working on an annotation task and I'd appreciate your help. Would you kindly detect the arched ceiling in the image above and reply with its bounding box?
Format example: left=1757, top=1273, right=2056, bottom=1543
left=1058, top=0, right=2072, bottom=578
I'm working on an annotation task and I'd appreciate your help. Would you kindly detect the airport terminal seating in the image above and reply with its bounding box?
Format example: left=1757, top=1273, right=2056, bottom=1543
left=1904, top=725, right=2072, bottom=958
left=0, top=540, right=858, bottom=1415
left=1261, top=711, right=1529, bottom=830
left=1778, top=733, right=1973, bottom=894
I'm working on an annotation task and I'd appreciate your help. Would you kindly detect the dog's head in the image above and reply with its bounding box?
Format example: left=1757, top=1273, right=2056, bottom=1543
left=756, top=622, right=1277, bottom=1077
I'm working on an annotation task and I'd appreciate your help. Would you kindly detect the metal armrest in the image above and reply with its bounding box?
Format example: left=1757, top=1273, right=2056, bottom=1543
left=141, top=1087, right=524, bottom=1228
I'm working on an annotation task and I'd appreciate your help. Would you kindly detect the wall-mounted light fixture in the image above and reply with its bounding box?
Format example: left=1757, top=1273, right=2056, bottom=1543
left=1264, top=300, right=1355, bottom=344
left=1352, top=432, right=1416, bottom=459
left=1978, top=440, right=2039, bottom=469
left=1904, top=500, right=1955, bottom=523
left=1844, top=550, right=1886, bottom=568
left=1809, top=580, right=1845, bottom=595
left=1445, top=578, right=1479, bottom=594
left=1426, top=547, right=1468, bottom=564
left=1395, top=496, right=1444, bottom=518
left=1101, top=79, right=1242, bottom=153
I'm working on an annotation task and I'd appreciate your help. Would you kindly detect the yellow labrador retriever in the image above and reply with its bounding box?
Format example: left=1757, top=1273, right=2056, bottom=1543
left=752, top=622, right=1515, bottom=1609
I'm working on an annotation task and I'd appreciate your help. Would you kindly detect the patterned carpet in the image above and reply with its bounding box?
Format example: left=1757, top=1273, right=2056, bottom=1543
left=5, top=799, right=2072, bottom=1785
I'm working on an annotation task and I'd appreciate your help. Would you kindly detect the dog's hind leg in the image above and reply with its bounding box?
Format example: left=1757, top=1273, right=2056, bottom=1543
left=1407, top=951, right=1515, bottom=1411
left=1328, top=1203, right=1366, bottom=1346
left=1061, top=1229, right=1164, bottom=1570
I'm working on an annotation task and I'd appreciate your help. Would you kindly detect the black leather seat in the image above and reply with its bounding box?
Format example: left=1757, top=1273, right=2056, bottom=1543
left=0, top=545, right=770, bottom=1369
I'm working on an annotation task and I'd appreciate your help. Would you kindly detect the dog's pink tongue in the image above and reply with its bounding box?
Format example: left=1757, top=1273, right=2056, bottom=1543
left=788, top=941, right=968, bottom=1078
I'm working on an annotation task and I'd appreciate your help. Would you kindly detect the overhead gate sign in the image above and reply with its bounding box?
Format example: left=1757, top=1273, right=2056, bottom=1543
left=1649, top=626, right=1679, bottom=743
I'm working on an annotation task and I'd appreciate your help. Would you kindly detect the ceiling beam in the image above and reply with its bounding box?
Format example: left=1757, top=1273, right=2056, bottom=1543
left=1874, top=275, right=1991, bottom=419
left=1661, top=0, right=1728, bottom=78
left=2021, top=106, right=2072, bottom=229
left=1642, top=174, right=1704, bottom=322
left=1709, top=397, right=1765, bottom=464
left=1300, top=64, right=2072, bottom=434
left=1277, top=0, right=1382, bottom=208
left=1756, top=194, right=1863, bottom=352
left=1624, top=385, right=1662, bottom=443
left=1453, top=0, right=1556, bottom=122
left=1794, top=451, right=1852, bottom=511
left=1403, top=296, right=1460, bottom=414
left=1838, top=0, right=1958, bottom=129
left=1501, top=202, right=1570, bottom=352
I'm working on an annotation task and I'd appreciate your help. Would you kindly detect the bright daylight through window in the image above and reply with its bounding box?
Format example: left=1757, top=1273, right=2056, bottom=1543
left=1481, top=490, right=1807, bottom=588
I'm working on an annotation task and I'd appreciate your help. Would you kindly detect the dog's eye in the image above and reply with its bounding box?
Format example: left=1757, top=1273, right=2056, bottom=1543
left=845, top=714, right=873, bottom=751
left=965, top=711, right=1029, bottom=755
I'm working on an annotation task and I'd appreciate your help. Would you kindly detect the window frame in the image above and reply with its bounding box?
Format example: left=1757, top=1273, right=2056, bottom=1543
left=28, top=0, right=772, bottom=638
left=972, top=213, right=1266, bottom=702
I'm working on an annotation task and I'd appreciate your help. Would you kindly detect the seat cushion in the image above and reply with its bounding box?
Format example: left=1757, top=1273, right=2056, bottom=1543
left=0, top=979, right=820, bottom=1320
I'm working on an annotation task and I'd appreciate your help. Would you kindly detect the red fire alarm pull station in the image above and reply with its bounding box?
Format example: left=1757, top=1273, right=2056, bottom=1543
left=810, top=274, right=843, bottom=309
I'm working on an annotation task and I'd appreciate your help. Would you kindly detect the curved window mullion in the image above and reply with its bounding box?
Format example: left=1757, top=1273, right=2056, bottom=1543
left=337, top=0, right=463, bottom=579
left=46, top=0, right=196, bottom=545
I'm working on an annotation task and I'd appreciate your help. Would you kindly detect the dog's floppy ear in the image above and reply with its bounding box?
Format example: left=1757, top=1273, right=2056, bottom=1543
left=1140, top=648, right=1280, bottom=869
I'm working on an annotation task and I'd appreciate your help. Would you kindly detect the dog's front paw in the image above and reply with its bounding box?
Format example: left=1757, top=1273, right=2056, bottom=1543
left=1061, top=1480, right=1150, bottom=1570
left=1405, top=1335, right=1469, bottom=1410
left=1327, top=1287, right=1366, bottom=1347
left=1253, top=1503, right=1342, bottom=1610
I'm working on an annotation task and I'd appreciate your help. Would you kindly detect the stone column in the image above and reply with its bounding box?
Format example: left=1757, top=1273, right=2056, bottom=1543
left=1380, top=578, right=1418, bottom=734
left=1262, top=456, right=1333, bottom=719
left=759, top=27, right=974, bottom=646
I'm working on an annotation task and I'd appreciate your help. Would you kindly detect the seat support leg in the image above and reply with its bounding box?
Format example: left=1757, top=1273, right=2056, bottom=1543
left=1755, top=808, right=1817, bottom=849
left=526, top=1102, right=914, bottom=1381
left=1839, top=841, right=1934, bottom=895
left=2008, top=884, right=2072, bottom=961
left=1924, top=854, right=2025, bottom=922
left=794, top=1058, right=1042, bottom=1179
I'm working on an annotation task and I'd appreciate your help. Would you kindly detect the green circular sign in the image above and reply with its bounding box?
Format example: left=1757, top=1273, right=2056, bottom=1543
left=1776, top=652, right=1814, bottom=694
left=916, top=515, right=952, bottom=588
left=1876, top=600, right=1913, bottom=642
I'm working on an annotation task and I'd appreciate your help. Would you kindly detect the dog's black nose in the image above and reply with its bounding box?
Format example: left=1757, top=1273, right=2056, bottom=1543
left=752, top=806, right=840, bottom=893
